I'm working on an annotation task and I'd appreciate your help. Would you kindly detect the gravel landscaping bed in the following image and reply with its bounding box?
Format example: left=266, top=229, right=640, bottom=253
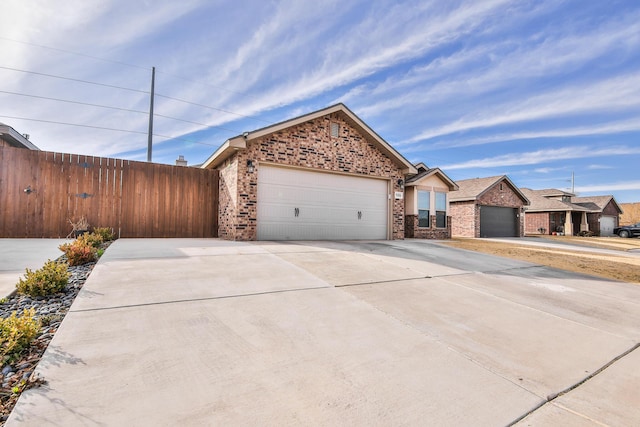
left=0, top=245, right=107, bottom=423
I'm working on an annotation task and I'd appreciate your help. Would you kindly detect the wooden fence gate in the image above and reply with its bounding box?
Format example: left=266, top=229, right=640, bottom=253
left=0, top=146, right=219, bottom=238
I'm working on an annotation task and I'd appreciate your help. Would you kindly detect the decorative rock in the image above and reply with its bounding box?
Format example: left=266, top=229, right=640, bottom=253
left=1, top=245, right=109, bottom=419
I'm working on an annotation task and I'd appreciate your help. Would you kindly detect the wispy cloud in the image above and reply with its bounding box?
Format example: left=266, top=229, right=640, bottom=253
left=429, top=118, right=640, bottom=148
left=534, top=167, right=566, bottom=174
left=441, top=145, right=640, bottom=170
left=408, top=71, right=640, bottom=142
left=577, top=181, right=640, bottom=193
left=586, top=164, right=614, bottom=170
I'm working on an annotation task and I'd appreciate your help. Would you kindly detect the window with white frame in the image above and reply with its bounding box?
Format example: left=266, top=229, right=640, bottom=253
left=418, top=190, right=430, bottom=227
left=435, top=192, right=447, bottom=228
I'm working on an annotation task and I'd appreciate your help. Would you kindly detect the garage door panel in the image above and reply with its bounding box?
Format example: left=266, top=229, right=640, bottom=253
left=257, top=166, right=388, bottom=240
left=480, top=206, right=517, bottom=238
left=599, top=216, right=615, bottom=237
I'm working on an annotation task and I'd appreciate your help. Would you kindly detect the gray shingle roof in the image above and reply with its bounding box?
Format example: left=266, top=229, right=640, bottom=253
left=450, top=175, right=528, bottom=204
left=405, top=167, right=458, bottom=190
left=521, top=188, right=590, bottom=212
left=572, top=195, right=620, bottom=213
left=449, top=176, right=504, bottom=201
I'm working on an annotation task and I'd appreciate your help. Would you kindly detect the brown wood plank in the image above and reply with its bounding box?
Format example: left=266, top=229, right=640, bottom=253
left=0, top=147, right=219, bottom=238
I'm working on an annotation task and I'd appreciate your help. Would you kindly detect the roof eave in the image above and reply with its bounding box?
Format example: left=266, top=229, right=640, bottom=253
left=200, top=137, right=247, bottom=169
left=406, top=168, right=459, bottom=191
left=0, top=124, right=39, bottom=150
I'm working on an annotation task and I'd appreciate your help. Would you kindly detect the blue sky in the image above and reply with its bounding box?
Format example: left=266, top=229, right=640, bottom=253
left=2, top=0, right=639, bottom=202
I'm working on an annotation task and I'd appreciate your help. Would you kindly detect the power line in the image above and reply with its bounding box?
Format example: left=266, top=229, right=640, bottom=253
left=0, top=66, right=149, bottom=94
left=0, top=90, right=148, bottom=115
left=0, top=114, right=146, bottom=135
left=0, top=90, right=243, bottom=134
left=0, top=65, right=278, bottom=142
left=153, top=114, right=240, bottom=134
left=0, top=114, right=219, bottom=147
left=0, top=66, right=269, bottom=127
left=0, top=36, right=265, bottom=104
left=155, top=69, right=264, bottom=102
left=0, top=36, right=150, bottom=71
left=155, top=93, right=271, bottom=124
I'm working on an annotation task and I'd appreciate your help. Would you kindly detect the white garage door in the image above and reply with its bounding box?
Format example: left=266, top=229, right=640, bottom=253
left=257, top=165, right=388, bottom=240
left=600, top=216, right=615, bottom=236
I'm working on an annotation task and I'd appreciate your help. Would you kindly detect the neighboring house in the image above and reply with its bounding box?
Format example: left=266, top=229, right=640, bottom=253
left=572, top=196, right=623, bottom=236
left=0, top=123, right=39, bottom=150
left=450, top=176, right=530, bottom=238
left=404, top=165, right=458, bottom=239
left=522, top=189, right=622, bottom=236
left=201, top=104, right=417, bottom=241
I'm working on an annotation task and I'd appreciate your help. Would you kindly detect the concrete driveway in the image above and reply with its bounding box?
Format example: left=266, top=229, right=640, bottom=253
left=0, top=239, right=70, bottom=298
left=7, top=239, right=640, bottom=426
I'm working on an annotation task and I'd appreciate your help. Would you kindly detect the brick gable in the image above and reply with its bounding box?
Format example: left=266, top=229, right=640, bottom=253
left=217, top=112, right=405, bottom=240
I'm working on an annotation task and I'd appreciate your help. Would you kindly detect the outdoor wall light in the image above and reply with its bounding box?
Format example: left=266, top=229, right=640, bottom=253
left=23, top=185, right=34, bottom=195
left=246, top=160, right=255, bottom=173
left=397, top=179, right=404, bottom=190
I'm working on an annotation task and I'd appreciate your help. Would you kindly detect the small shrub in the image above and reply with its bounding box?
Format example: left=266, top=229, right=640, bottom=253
left=0, top=309, right=41, bottom=364
left=92, top=227, right=116, bottom=242
left=59, top=240, right=97, bottom=266
left=77, top=232, right=104, bottom=248
left=17, top=260, right=69, bottom=296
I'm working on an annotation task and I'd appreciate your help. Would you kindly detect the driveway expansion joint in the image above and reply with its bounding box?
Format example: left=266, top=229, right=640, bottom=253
left=507, top=342, right=640, bottom=426
left=70, top=285, right=331, bottom=313
left=334, top=276, right=431, bottom=288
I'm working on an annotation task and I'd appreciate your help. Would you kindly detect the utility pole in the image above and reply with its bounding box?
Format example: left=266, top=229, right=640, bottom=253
left=571, top=171, right=575, bottom=194
left=147, top=66, right=155, bottom=162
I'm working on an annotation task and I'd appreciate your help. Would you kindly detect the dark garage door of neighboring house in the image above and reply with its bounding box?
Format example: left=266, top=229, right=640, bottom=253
left=480, top=206, right=518, bottom=237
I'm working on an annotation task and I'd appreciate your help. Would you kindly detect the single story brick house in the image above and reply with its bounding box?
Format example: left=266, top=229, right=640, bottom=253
left=521, top=189, right=622, bottom=236
left=449, top=175, right=530, bottom=238
left=202, top=104, right=417, bottom=241
left=404, top=164, right=458, bottom=239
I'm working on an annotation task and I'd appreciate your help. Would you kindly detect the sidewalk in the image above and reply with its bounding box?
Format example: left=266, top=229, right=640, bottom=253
left=488, top=236, right=640, bottom=259
left=0, top=239, right=70, bottom=298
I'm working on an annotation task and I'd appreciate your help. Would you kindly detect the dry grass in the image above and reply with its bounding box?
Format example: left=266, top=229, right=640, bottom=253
left=544, top=235, right=640, bottom=251
left=620, top=202, right=640, bottom=225
left=443, top=238, right=640, bottom=285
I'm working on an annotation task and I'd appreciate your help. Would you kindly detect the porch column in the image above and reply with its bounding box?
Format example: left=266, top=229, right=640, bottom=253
left=580, top=212, right=589, bottom=232
left=563, top=210, right=573, bottom=236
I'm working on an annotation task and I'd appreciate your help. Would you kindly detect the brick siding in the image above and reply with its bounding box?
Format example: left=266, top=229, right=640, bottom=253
left=586, top=213, right=600, bottom=235
left=450, top=201, right=477, bottom=237
left=405, top=215, right=452, bottom=239
left=524, top=212, right=550, bottom=235
left=217, top=113, right=405, bottom=240
left=217, top=156, right=239, bottom=239
left=602, top=200, right=620, bottom=216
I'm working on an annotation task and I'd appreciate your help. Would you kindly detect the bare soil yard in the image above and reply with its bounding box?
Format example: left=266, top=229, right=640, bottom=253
left=444, top=236, right=640, bottom=285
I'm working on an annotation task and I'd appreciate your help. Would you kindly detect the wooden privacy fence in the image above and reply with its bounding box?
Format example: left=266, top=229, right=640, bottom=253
left=0, top=146, right=219, bottom=238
